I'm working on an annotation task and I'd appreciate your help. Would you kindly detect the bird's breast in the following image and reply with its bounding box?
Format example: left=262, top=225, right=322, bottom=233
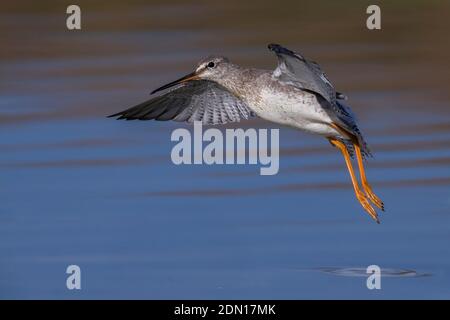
left=248, top=85, right=333, bottom=129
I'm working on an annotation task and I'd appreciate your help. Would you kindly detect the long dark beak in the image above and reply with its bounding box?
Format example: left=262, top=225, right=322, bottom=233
left=150, top=71, right=199, bottom=95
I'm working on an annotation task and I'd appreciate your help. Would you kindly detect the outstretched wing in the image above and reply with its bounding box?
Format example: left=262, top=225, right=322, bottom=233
left=108, top=80, right=254, bottom=125
left=268, top=43, right=344, bottom=104
left=268, top=43, right=371, bottom=157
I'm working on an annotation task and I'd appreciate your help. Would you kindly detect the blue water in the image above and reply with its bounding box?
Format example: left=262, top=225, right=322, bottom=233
left=1, top=1, right=450, bottom=299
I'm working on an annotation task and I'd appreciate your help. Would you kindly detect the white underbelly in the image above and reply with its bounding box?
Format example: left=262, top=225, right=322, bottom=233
left=250, top=89, right=338, bottom=137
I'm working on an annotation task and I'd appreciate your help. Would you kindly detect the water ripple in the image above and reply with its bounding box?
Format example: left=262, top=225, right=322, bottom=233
left=315, top=267, right=431, bottom=278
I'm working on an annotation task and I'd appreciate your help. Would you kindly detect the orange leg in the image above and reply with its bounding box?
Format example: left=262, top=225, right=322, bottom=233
left=330, top=139, right=379, bottom=223
left=354, top=144, right=385, bottom=211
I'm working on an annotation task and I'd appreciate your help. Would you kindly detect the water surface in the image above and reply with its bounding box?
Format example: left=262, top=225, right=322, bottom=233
left=1, top=1, right=450, bottom=299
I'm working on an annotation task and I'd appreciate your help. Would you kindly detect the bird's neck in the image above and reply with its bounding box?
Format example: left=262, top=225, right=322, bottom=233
left=217, top=66, right=264, bottom=105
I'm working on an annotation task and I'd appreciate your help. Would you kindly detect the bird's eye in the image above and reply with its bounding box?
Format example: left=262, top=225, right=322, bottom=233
left=207, top=62, right=215, bottom=68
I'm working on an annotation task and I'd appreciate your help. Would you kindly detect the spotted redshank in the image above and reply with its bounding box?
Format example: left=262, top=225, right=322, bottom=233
left=109, top=44, right=385, bottom=223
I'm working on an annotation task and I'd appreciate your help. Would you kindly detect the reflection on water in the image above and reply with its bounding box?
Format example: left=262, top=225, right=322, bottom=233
left=1, top=1, right=450, bottom=299
left=141, top=177, right=450, bottom=197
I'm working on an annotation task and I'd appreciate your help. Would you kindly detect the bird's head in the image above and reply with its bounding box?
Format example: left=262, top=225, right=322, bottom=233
left=151, top=56, right=230, bottom=94
left=194, top=56, right=230, bottom=80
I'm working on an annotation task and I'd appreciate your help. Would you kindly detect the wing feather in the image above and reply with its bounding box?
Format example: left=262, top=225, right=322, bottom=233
left=108, top=80, right=254, bottom=125
left=268, top=43, right=336, bottom=104
left=268, top=43, right=371, bottom=157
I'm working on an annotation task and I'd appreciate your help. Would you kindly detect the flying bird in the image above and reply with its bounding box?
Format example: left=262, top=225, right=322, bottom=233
left=109, top=44, right=384, bottom=223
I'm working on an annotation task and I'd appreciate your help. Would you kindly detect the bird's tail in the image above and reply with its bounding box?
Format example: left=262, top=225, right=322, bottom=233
left=331, top=122, right=372, bottom=160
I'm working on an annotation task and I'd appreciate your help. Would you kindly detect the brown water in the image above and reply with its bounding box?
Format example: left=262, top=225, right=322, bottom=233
left=1, top=1, right=450, bottom=299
